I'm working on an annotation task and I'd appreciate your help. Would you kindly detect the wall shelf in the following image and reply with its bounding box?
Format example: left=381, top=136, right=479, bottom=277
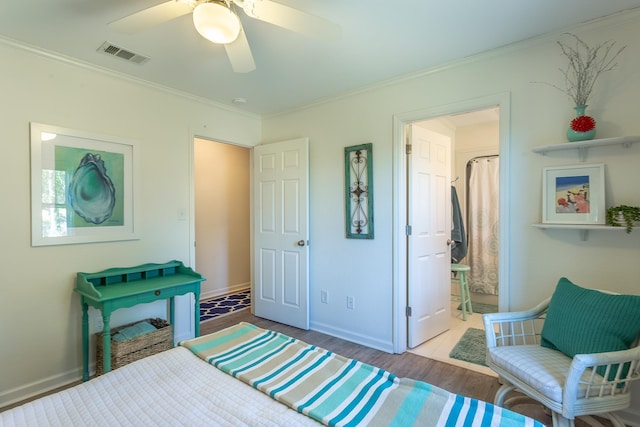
left=531, top=136, right=640, bottom=162
left=532, top=135, right=639, bottom=240
left=532, top=223, right=628, bottom=241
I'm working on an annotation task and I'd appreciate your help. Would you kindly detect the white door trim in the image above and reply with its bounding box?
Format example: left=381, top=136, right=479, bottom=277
left=391, top=92, right=512, bottom=353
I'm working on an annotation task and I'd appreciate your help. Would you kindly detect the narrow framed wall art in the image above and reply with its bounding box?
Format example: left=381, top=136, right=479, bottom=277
left=344, top=143, right=374, bottom=239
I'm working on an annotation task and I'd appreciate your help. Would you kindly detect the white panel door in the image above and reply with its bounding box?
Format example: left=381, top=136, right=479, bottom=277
left=407, top=125, right=451, bottom=348
left=253, top=138, right=309, bottom=329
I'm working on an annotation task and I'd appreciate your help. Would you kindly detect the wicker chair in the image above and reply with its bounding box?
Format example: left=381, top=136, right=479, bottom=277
left=483, top=298, right=640, bottom=427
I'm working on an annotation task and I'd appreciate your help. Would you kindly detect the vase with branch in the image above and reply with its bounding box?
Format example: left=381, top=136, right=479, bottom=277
left=544, top=33, right=625, bottom=142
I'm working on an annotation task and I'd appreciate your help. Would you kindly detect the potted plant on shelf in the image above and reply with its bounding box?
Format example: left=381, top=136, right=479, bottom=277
left=606, top=205, right=640, bottom=233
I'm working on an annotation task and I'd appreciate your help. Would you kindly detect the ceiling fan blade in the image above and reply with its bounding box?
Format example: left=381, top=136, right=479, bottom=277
left=224, top=27, right=256, bottom=73
left=109, top=1, right=193, bottom=33
left=248, top=0, right=340, bottom=41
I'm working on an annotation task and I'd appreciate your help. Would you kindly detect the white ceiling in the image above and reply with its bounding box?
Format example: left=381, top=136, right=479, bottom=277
left=2, top=1, right=640, bottom=115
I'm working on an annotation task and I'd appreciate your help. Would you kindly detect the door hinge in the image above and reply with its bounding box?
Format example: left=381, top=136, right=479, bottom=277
left=405, top=224, right=412, bottom=236
left=406, top=306, right=412, bottom=317
left=406, top=144, right=412, bottom=155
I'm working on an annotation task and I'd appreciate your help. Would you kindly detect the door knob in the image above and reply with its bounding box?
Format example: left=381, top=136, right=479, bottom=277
left=297, top=240, right=306, bottom=247
left=446, top=239, right=453, bottom=246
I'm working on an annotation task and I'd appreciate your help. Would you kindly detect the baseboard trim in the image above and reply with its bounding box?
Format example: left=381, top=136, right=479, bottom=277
left=310, top=320, right=394, bottom=353
left=0, top=367, right=81, bottom=410
left=200, top=283, right=250, bottom=301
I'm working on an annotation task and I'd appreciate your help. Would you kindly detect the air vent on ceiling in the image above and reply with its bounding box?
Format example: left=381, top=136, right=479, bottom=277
left=97, top=42, right=150, bottom=65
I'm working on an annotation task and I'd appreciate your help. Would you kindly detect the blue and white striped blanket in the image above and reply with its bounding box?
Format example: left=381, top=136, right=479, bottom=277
left=180, top=322, right=542, bottom=427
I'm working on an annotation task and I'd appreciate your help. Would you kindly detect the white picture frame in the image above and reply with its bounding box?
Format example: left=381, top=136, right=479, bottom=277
left=30, top=122, right=140, bottom=246
left=542, top=163, right=605, bottom=225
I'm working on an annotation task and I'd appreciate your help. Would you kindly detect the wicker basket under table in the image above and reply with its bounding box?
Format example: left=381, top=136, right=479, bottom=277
left=96, top=318, right=172, bottom=375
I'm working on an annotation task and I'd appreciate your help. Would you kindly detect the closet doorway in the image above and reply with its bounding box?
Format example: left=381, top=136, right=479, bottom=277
left=193, top=137, right=251, bottom=301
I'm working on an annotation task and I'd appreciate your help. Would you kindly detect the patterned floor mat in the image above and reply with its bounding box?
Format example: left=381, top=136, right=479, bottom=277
left=200, top=289, right=251, bottom=323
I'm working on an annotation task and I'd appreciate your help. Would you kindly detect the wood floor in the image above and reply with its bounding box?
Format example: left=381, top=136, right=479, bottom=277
left=203, top=310, right=622, bottom=427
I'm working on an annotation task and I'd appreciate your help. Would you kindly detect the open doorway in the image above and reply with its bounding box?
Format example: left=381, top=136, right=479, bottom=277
left=417, top=109, right=501, bottom=308
left=391, top=92, right=511, bottom=355
left=193, top=137, right=251, bottom=301
left=407, top=108, right=500, bottom=348
left=450, top=109, right=500, bottom=309
left=404, top=109, right=500, bottom=374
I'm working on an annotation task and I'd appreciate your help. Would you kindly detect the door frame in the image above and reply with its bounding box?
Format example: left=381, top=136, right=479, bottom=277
left=188, top=133, right=256, bottom=336
left=391, top=92, right=512, bottom=353
left=186, top=134, right=253, bottom=339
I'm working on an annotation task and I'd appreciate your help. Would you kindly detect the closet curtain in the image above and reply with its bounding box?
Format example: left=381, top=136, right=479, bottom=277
left=466, top=156, right=499, bottom=295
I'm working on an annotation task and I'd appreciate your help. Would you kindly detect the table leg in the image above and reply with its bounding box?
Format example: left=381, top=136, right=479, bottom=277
left=102, top=313, right=111, bottom=373
left=81, top=302, right=89, bottom=381
left=168, top=297, right=176, bottom=346
left=194, top=290, right=200, bottom=337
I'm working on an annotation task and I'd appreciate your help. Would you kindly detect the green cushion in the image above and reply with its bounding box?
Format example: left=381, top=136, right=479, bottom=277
left=541, top=278, right=640, bottom=379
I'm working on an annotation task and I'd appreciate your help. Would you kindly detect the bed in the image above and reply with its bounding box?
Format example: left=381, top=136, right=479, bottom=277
left=1, top=322, right=543, bottom=426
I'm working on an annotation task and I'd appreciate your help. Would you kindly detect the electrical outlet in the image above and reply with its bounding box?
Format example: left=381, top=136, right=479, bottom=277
left=347, top=296, right=355, bottom=310
left=321, top=290, right=328, bottom=304
left=94, top=315, right=103, bottom=332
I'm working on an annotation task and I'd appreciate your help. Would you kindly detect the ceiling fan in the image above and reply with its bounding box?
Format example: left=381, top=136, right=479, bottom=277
left=109, top=0, right=340, bottom=73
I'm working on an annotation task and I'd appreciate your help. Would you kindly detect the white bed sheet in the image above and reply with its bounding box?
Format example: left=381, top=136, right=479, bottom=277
left=1, top=347, right=320, bottom=427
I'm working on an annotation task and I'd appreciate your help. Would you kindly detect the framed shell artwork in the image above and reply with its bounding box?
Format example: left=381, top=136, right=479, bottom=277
left=30, top=122, right=139, bottom=246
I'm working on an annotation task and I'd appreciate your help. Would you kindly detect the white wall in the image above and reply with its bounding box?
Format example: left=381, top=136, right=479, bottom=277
left=262, top=12, right=640, bottom=420
left=0, top=40, right=260, bottom=406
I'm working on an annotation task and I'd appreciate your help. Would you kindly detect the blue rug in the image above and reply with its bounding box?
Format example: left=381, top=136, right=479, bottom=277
left=200, top=289, right=251, bottom=322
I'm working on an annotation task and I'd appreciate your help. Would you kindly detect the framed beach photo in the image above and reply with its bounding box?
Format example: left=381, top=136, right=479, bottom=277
left=542, top=163, right=605, bottom=225
left=30, top=122, right=140, bottom=246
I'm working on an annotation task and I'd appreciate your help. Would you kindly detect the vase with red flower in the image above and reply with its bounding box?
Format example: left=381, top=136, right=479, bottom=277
left=567, top=105, right=596, bottom=142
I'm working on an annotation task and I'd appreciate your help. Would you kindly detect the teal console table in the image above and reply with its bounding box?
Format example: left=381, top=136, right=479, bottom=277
left=75, top=260, right=204, bottom=381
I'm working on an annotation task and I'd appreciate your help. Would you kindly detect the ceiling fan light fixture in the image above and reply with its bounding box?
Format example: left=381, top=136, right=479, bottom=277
left=193, top=1, right=241, bottom=44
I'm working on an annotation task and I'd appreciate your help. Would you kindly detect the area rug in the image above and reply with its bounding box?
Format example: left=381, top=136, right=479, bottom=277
left=200, top=289, right=250, bottom=323
left=448, top=327, right=488, bottom=367
left=457, top=302, right=498, bottom=314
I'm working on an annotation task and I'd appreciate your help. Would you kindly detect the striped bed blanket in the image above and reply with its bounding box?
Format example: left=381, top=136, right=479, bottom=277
left=180, top=322, right=542, bottom=427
